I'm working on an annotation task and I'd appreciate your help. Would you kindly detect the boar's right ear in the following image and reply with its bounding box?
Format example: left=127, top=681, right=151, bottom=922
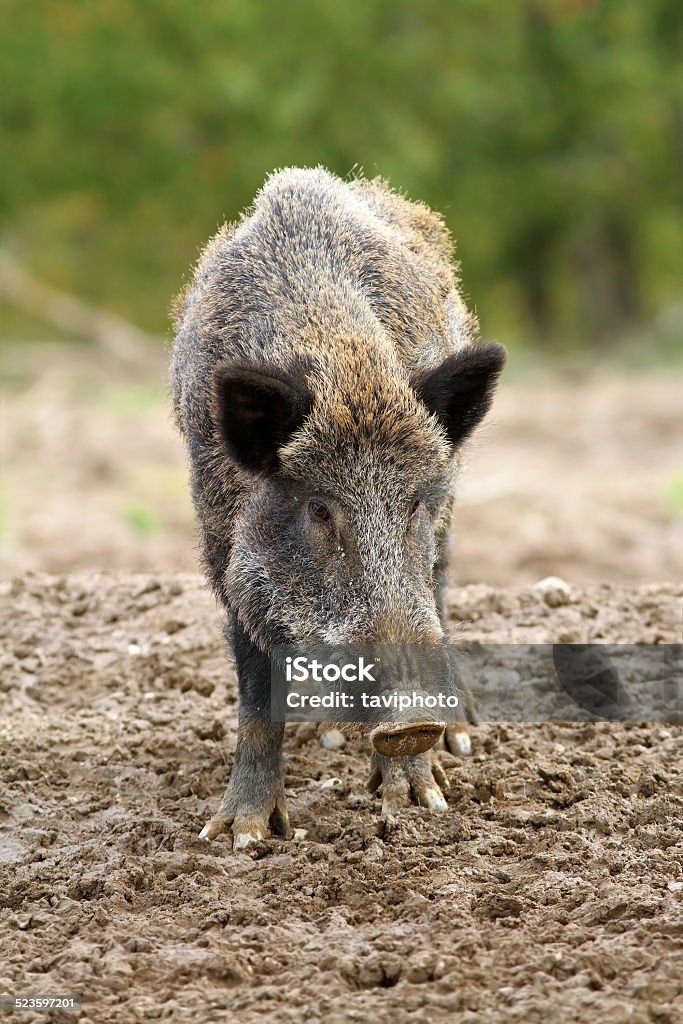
left=212, top=363, right=313, bottom=474
left=412, top=342, right=506, bottom=447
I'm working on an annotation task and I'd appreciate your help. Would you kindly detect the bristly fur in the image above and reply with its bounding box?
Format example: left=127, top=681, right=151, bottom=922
left=171, top=167, right=504, bottom=651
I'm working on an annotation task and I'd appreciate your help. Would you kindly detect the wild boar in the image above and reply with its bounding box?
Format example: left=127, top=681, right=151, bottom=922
left=171, top=167, right=505, bottom=848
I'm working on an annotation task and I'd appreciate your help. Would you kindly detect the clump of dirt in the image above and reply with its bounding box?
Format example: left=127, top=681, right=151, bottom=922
left=0, top=574, right=681, bottom=1022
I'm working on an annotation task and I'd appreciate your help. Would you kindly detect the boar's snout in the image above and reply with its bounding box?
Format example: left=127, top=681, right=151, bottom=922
left=361, top=621, right=449, bottom=758
left=370, top=719, right=445, bottom=758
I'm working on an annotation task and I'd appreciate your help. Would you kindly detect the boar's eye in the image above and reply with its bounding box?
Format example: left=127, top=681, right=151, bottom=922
left=308, top=500, right=333, bottom=526
left=408, top=498, right=421, bottom=520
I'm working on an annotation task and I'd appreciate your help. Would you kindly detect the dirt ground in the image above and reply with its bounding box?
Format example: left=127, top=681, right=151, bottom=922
left=0, top=574, right=681, bottom=1023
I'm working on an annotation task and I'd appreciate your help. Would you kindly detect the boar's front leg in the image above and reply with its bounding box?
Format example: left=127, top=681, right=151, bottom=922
left=368, top=750, right=449, bottom=817
left=199, top=617, right=289, bottom=849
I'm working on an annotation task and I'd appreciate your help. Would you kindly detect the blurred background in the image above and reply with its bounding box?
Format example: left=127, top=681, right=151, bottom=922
left=1, top=0, right=681, bottom=584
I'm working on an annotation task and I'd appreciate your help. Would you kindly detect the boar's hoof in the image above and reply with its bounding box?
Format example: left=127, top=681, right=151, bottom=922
left=370, top=720, right=445, bottom=758
left=199, top=818, right=227, bottom=842
left=444, top=723, right=472, bottom=757
left=368, top=750, right=449, bottom=817
left=199, top=796, right=290, bottom=850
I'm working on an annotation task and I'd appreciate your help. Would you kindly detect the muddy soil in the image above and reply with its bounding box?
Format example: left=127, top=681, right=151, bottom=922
left=0, top=574, right=681, bottom=1023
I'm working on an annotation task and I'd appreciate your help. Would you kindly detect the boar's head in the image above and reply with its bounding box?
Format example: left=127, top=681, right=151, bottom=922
left=212, top=342, right=505, bottom=653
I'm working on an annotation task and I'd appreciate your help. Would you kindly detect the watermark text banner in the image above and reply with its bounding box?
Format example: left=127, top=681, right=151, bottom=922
left=271, top=644, right=681, bottom=724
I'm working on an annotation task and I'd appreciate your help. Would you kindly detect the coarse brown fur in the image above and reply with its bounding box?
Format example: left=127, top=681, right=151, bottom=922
left=171, top=168, right=488, bottom=640
left=170, top=167, right=505, bottom=840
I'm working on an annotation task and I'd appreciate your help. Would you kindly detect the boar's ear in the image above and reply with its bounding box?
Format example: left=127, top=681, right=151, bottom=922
left=412, top=342, right=506, bottom=447
left=212, top=363, right=313, bottom=474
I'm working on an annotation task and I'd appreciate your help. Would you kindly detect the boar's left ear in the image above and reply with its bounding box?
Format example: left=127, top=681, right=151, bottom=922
left=212, top=363, right=313, bottom=474
left=412, top=342, right=506, bottom=447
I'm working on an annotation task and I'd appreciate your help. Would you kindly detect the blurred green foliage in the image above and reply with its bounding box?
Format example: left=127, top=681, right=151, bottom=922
left=1, top=0, right=681, bottom=348
left=122, top=502, right=161, bottom=537
left=664, top=472, right=683, bottom=516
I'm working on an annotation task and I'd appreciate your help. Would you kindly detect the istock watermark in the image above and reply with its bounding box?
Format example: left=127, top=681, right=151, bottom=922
left=271, top=644, right=681, bottom=725
left=285, top=654, right=379, bottom=683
